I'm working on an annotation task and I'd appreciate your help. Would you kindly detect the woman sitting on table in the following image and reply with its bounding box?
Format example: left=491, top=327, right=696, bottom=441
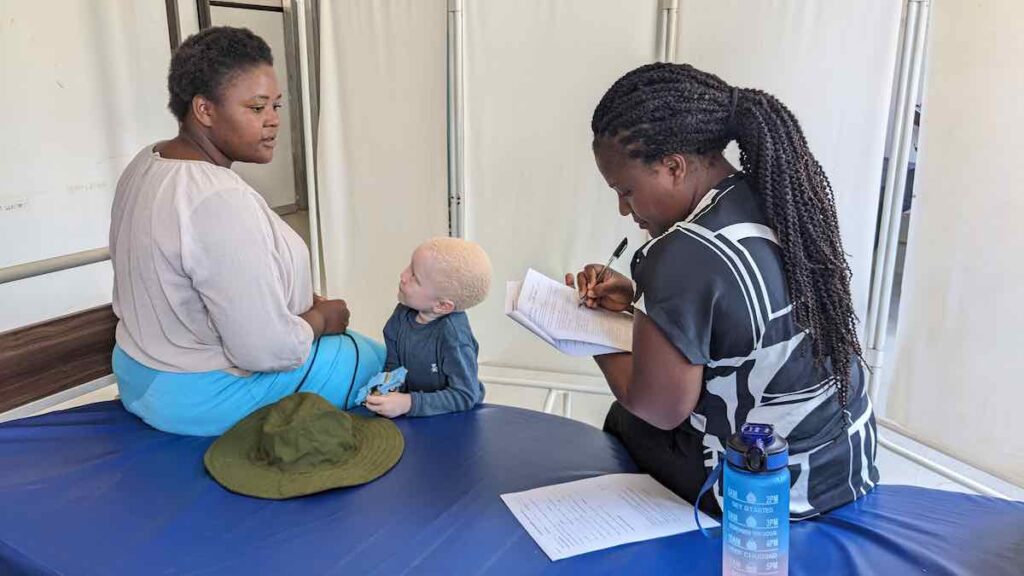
left=109, top=27, right=384, bottom=436
left=567, top=63, right=879, bottom=519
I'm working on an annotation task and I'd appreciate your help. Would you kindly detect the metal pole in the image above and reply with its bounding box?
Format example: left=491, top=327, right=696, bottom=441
left=482, top=375, right=613, bottom=397
left=865, top=0, right=930, bottom=405
left=282, top=0, right=311, bottom=212
left=165, top=0, right=182, bottom=51
left=293, top=0, right=323, bottom=294
left=662, top=0, right=679, bottom=63
left=870, top=0, right=931, bottom=389
left=864, top=1, right=918, bottom=351
left=196, top=0, right=212, bottom=29
left=447, top=0, right=466, bottom=239
left=0, top=248, right=110, bottom=286
left=656, top=6, right=668, bottom=61
left=542, top=390, right=559, bottom=414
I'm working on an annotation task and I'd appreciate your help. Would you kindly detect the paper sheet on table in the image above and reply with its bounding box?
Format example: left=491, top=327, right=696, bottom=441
left=501, top=473, right=718, bottom=561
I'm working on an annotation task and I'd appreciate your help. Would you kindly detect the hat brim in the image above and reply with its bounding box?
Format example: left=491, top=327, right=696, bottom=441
left=204, top=407, right=404, bottom=500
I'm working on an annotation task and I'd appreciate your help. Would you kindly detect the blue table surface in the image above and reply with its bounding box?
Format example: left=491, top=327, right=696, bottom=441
left=1, top=401, right=1022, bottom=575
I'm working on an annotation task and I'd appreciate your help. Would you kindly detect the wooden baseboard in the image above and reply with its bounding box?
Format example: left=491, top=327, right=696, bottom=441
left=0, top=305, right=116, bottom=414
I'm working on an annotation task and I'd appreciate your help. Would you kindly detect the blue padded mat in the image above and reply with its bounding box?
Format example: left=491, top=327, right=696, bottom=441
left=1, top=401, right=1021, bottom=575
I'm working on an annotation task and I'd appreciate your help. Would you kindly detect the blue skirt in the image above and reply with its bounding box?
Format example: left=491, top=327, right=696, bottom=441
left=113, top=332, right=386, bottom=436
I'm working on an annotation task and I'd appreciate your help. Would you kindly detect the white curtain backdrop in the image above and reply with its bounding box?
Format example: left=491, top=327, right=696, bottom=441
left=463, top=0, right=658, bottom=376
left=315, top=1, right=905, bottom=394
left=886, top=0, right=1024, bottom=486
left=674, top=0, right=903, bottom=330
left=317, top=0, right=450, bottom=336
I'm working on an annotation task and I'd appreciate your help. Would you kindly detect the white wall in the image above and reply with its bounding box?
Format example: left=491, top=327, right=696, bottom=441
left=886, top=0, right=1024, bottom=486
left=0, top=1, right=174, bottom=332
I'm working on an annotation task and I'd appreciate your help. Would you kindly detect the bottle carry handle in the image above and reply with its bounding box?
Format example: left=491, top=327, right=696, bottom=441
left=695, top=460, right=723, bottom=538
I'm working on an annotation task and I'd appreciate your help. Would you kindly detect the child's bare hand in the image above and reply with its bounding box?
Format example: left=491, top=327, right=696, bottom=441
left=365, top=392, right=412, bottom=418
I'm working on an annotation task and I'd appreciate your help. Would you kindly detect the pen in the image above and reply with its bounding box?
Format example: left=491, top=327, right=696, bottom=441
left=579, top=237, right=629, bottom=306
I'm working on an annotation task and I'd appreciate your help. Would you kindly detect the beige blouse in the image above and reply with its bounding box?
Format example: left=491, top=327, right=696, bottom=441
left=109, top=146, right=314, bottom=374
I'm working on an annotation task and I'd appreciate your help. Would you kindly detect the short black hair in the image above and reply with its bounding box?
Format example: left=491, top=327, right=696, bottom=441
left=167, top=26, right=273, bottom=122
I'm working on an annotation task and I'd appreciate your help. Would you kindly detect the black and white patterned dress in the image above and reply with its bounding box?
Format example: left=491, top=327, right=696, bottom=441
left=631, top=173, right=879, bottom=518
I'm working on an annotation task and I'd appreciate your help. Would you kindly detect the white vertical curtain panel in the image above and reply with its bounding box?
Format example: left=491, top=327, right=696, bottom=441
left=673, top=0, right=903, bottom=330
left=887, top=0, right=1024, bottom=486
left=317, top=0, right=450, bottom=336
left=464, top=0, right=658, bottom=376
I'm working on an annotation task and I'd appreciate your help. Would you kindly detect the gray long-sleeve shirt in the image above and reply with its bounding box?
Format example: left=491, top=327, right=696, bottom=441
left=383, top=304, right=483, bottom=417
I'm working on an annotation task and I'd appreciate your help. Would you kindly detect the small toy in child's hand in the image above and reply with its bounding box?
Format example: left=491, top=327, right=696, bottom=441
left=353, top=367, right=408, bottom=406
left=371, top=367, right=407, bottom=395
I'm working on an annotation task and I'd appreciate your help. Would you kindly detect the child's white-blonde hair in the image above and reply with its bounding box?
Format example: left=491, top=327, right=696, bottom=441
left=420, top=237, right=492, bottom=311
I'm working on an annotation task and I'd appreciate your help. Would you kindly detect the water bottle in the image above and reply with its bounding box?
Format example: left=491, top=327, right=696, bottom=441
left=722, top=423, right=790, bottom=576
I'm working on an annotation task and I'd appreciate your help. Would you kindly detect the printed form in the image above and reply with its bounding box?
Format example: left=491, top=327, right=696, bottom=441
left=501, top=473, right=719, bottom=561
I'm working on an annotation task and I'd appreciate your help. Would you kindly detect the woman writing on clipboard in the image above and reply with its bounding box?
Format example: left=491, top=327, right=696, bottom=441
left=567, top=63, right=878, bottom=519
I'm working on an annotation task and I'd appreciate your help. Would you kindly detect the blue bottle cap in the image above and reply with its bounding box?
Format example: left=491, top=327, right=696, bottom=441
left=726, top=423, right=789, bottom=472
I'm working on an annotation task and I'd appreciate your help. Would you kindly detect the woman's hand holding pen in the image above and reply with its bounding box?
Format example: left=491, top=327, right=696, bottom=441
left=565, top=265, right=634, bottom=312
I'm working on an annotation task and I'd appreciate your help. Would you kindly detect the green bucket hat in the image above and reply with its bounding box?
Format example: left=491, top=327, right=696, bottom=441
left=204, top=392, right=404, bottom=499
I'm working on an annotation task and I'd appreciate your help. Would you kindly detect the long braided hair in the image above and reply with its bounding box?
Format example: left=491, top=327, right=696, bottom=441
left=592, top=63, right=861, bottom=404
